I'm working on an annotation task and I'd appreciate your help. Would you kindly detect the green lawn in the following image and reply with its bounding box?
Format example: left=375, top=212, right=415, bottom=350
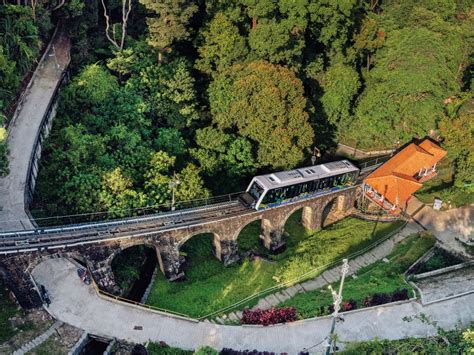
left=278, top=232, right=435, bottom=319
left=415, top=161, right=474, bottom=207
left=341, top=323, right=473, bottom=354
left=146, top=212, right=404, bottom=318
left=0, top=279, right=20, bottom=343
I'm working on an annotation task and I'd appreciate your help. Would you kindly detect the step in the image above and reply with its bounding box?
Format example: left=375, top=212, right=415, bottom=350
left=284, top=286, right=300, bottom=297
left=273, top=291, right=289, bottom=303
left=265, top=294, right=281, bottom=306
left=301, top=277, right=326, bottom=291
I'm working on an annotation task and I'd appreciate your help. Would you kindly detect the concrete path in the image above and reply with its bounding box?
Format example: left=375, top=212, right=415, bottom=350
left=216, top=222, right=422, bottom=323
left=414, top=266, right=474, bottom=304
left=408, top=198, right=473, bottom=258
left=32, top=258, right=474, bottom=353
left=0, top=27, right=70, bottom=232
left=13, top=320, right=62, bottom=355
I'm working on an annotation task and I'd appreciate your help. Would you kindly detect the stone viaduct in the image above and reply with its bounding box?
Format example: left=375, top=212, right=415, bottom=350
left=0, top=187, right=358, bottom=309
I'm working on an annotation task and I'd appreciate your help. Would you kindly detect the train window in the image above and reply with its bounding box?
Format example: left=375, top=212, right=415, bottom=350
left=249, top=181, right=265, bottom=200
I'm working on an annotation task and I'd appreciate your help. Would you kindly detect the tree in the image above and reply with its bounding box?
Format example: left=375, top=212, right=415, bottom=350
left=438, top=113, right=473, bottom=189
left=346, top=25, right=463, bottom=148
left=139, top=0, right=197, bottom=62
left=101, top=0, right=132, bottom=51
left=209, top=61, right=314, bottom=169
left=144, top=151, right=209, bottom=206
left=99, top=168, right=146, bottom=217
left=240, top=0, right=308, bottom=70
left=308, top=0, right=359, bottom=56
left=144, top=151, right=175, bottom=205
left=319, top=61, right=360, bottom=126
left=154, top=128, right=187, bottom=156
left=196, top=13, right=248, bottom=74
left=175, top=164, right=210, bottom=201
left=351, top=15, right=385, bottom=73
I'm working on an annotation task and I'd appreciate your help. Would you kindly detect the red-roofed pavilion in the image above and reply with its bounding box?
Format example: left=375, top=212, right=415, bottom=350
left=363, top=138, right=447, bottom=213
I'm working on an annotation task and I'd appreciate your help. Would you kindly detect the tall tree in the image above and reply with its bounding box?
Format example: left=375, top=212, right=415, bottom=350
left=101, top=0, right=132, bottom=51
left=439, top=112, right=474, bottom=189
left=209, top=61, right=314, bottom=169
left=319, top=61, right=360, bottom=126
left=139, top=0, right=197, bottom=62
left=196, top=13, right=248, bottom=74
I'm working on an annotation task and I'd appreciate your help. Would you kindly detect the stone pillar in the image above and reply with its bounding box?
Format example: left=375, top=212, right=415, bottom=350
left=260, top=219, right=285, bottom=252
left=87, top=259, right=120, bottom=294
left=301, top=206, right=322, bottom=231
left=81, top=243, right=121, bottom=295
left=217, top=239, right=240, bottom=266
left=0, top=257, right=42, bottom=309
left=156, top=242, right=184, bottom=281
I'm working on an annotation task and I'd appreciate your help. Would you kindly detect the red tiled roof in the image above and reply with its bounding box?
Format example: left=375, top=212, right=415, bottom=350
left=364, top=139, right=446, bottom=208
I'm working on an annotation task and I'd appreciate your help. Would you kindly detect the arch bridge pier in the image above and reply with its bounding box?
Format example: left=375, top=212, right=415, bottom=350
left=0, top=188, right=358, bottom=309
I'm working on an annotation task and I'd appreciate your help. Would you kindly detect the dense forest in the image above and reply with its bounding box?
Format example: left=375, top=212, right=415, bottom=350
left=0, top=0, right=472, bottom=217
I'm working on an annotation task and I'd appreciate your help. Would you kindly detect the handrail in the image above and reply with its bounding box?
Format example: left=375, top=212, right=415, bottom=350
left=86, top=220, right=407, bottom=320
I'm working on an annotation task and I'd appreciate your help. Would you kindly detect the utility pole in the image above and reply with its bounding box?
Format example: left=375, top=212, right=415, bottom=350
left=311, top=147, right=322, bottom=165
left=169, top=172, right=180, bottom=211
left=326, top=258, right=349, bottom=355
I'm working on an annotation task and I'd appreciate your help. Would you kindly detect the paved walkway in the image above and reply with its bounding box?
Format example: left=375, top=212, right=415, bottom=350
left=414, top=266, right=474, bottom=304
left=13, top=320, right=62, bottom=355
left=216, top=222, right=422, bottom=323
left=32, top=258, right=474, bottom=353
left=408, top=198, right=473, bottom=258
left=0, top=27, right=70, bottom=232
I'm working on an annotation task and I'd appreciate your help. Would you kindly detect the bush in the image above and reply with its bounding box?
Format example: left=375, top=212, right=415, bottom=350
left=341, top=299, right=357, bottom=312
left=391, top=288, right=409, bottom=302
left=241, top=307, right=297, bottom=326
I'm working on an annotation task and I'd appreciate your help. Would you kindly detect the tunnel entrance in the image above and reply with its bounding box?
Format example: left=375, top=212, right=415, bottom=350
left=111, top=245, right=157, bottom=302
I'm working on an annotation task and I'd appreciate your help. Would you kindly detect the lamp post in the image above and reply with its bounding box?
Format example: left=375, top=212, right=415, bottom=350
left=169, top=172, right=180, bottom=211
left=311, top=147, right=322, bottom=165
left=326, top=258, right=349, bottom=355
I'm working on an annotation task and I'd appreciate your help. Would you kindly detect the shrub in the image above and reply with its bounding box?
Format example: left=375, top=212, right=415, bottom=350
left=341, top=299, right=357, bottom=312
left=391, top=288, right=409, bottom=302
left=241, top=307, right=297, bottom=326
left=370, top=292, right=392, bottom=306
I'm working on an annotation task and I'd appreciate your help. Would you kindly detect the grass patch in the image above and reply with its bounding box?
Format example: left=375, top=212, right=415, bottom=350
left=0, top=279, right=21, bottom=343
left=415, top=161, right=474, bottom=207
left=147, top=342, right=193, bottom=354
left=414, top=248, right=463, bottom=274
left=341, top=323, right=473, bottom=354
left=146, top=213, right=404, bottom=318
left=278, top=233, right=435, bottom=319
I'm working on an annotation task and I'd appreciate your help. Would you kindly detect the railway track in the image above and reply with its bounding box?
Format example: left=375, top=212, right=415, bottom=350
left=0, top=164, right=380, bottom=255
left=0, top=200, right=251, bottom=254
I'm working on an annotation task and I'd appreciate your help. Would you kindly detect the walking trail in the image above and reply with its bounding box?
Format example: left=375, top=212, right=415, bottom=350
left=32, top=258, right=474, bottom=353
left=0, top=26, right=70, bottom=232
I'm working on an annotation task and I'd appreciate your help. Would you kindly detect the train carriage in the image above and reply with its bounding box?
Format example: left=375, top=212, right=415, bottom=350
left=239, top=160, right=359, bottom=210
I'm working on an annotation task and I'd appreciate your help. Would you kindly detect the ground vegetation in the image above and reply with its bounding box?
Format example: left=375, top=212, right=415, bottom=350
left=146, top=215, right=403, bottom=318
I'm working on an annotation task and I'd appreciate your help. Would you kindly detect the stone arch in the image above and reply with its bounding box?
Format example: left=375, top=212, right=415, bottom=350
left=109, top=243, right=158, bottom=300
left=230, top=215, right=263, bottom=242
left=321, top=195, right=346, bottom=228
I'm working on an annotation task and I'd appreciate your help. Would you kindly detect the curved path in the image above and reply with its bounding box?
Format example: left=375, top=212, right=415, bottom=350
left=32, top=258, right=474, bottom=353
left=0, top=26, right=70, bottom=232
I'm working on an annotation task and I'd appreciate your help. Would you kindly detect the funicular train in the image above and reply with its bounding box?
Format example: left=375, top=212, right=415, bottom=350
left=239, top=160, right=360, bottom=210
